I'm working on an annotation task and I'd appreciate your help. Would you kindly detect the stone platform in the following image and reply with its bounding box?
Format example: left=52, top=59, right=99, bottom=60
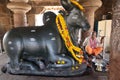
left=0, top=54, right=108, bottom=80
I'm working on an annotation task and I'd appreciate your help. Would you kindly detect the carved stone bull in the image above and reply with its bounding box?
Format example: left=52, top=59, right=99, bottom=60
left=2, top=0, right=90, bottom=76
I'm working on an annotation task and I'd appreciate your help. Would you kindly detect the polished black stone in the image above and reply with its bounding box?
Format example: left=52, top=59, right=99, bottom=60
left=2, top=0, right=90, bottom=76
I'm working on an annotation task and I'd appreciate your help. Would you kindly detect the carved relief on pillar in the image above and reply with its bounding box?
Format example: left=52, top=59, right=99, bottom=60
left=112, top=0, right=120, bottom=28
left=109, top=0, right=120, bottom=80
left=110, top=0, right=120, bottom=58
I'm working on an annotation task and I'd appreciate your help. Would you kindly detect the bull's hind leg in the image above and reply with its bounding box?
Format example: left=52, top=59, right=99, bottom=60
left=4, top=38, right=23, bottom=70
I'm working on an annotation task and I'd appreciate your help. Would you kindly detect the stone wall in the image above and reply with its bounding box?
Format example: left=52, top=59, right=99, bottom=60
left=0, top=4, right=12, bottom=39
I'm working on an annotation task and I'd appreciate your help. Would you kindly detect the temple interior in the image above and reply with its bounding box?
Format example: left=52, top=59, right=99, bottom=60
left=0, top=0, right=120, bottom=80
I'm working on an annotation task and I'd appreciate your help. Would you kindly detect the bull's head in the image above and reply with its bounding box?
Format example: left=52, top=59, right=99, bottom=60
left=60, top=0, right=90, bottom=31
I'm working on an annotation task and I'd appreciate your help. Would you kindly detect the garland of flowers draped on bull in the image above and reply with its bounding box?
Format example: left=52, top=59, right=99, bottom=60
left=56, top=0, right=84, bottom=64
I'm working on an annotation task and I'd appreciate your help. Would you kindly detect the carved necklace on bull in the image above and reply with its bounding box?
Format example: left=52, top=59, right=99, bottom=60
left=56, top=0, right=84, bottom=64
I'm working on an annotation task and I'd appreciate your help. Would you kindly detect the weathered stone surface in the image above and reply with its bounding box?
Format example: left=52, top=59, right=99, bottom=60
left=109, top=0, right=120, bottom=80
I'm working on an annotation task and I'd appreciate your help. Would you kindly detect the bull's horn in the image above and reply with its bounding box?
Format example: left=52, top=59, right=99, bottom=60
left=60, top=0, right=73, bottom=11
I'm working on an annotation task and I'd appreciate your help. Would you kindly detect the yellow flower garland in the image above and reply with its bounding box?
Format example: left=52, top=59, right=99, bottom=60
left=56, top=14, right=83, bottom=64
left=70, top=0, right=84, bottom=11
left=56, top=0, right=84, bottom=64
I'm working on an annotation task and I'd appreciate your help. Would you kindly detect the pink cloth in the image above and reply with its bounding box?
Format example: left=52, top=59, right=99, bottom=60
left=89, top=38, right=97, bottom=49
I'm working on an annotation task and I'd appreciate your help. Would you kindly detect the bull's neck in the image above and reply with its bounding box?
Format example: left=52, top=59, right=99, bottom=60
left=65, top=18, right=80, bottom=46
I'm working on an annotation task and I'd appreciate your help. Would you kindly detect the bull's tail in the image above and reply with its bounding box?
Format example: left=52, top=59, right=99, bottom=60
left=0, top=40, right=3, bottom=54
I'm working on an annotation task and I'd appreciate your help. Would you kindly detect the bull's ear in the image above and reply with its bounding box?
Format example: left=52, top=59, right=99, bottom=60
left=60, top=0, right=73, bottom=11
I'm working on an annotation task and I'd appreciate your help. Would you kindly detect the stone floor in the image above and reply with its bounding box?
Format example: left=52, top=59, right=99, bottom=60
left=0, top=54, right=108, bottom=80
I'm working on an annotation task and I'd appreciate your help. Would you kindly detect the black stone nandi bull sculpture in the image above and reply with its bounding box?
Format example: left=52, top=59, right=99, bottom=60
left=2, top=0, right=90, bottom=76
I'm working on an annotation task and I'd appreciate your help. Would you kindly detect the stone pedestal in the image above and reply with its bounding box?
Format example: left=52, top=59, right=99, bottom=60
left=81, top=0, right=102, bottom=32
left=7, top=0, right=31, bottom=27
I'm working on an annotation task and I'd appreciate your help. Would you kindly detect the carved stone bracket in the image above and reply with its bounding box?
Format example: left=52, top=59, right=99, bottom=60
left=7, top=2, right=31, bottom=13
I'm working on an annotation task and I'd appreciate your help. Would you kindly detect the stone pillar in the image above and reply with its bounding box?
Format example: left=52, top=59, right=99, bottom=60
left=7, top=0, right=31, bottom=27
left=81, top=0, right=102, bottom=32
left=109, top=0, right=120, bottom=80
left=27, top=7, right=44, bottom=26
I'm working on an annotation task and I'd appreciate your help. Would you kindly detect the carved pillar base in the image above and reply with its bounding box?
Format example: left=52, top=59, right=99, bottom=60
left=7, top=1, right=31, bottom=27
